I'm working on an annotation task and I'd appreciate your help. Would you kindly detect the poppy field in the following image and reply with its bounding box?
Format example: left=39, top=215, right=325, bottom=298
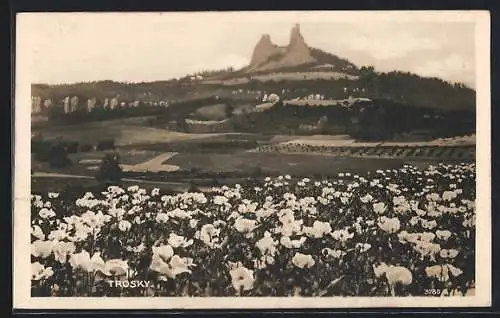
left=31, top=163, right=476, bottom=297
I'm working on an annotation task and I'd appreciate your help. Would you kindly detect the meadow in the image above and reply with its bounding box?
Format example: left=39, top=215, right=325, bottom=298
left=32, top=117, right=223, bottom=147
left=31, top=163, right=476, bottom=297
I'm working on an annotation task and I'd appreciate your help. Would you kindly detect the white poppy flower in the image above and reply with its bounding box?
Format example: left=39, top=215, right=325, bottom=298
left=234, top=218, right=258, bottom=233
left=152, top=244, right=174, bottom=261
left=118, top=220, right=132, bottom=232
left=425, top=264, right=463, bottom=281
left=303, top=221, right=332, bottom=238
left=102, top=259, right=129, bottom=276
left=31, top=262, right=54, bottom=280
left=31, top=240, right=56, bottom=258
left=280, top=235, right=306, bottom=249
left=435, top=230, right=452, bottom=240
left=373, top=202, right=387, bottom=214
left=377, top=216, right=401, bottom=234
left=292, top=252, right=315, bottom=269
left=69, top=250, right=93, bottom=272
left=439, top=249, right=459, bottom=259
left=167, top=233, right=194, bottom=248
left=355, top=242, right=372, bottom=253
left=31, top=225, right=45, bottom=240
left=255, top=231, right=278, bottom=256
left=52, top=241, right=76, bottom=264
left=39, top=208, right=56, bottom=219
left=229, top=264, right=255, bottom=291
left=331, top=229, right=354, bottom=242
left=322, top=248, right=345, bottom=258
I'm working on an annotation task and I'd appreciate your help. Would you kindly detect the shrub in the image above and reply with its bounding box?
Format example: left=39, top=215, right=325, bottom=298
left=79, top=144, right=93, bottom=152
left=66, top=141, right=79, bottom=154
left=33, top=143, right=52, bottom=162
left=44, top=141, right=72, bottom=169
left=189, top=167, right=201, bottom=175
left=187, top=183, right=200, bottom=193
left=96, top=153, right=122, bottom=184
left=96, top=139, right=115, bottom=151
left=48, top=150, right=72, bottom=169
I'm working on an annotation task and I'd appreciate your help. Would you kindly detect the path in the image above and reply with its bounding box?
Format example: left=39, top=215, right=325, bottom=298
left=119, top=152, right=180, bottom=173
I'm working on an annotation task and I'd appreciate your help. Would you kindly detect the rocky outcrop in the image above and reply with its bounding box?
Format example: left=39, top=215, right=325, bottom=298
left=247, top=24, right=316, bottom=72
left=279, top=24, right=315, bottom=67
left=249, top=34, right=282, bottom=68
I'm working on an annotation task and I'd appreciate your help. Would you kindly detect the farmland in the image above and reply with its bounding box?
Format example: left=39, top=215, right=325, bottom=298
left=32, top=117, right=224, bottom=146
left=203, top=71, right=359, bottom=86
left=166, top=152, right=408, bottom=175
left=31, top=116, right=476, bottom=196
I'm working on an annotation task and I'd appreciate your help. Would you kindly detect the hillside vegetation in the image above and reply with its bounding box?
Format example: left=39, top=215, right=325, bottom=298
left=32, top=68, right=474, bottom=113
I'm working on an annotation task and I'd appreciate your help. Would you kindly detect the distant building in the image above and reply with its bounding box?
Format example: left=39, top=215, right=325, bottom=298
left=87, top=97, right=97, bottom=112
left=185, top=119, right=232, bottom=133
left=43, top=99, right=53, bottom=109
left=132, top=100, right=140, bottom=107
left=63, top=96, right=71, bottom=114
left=267, top=94, right=280, bottom=103
left=31, top=96, right=42, bottom=114
left=317, top=115, right=328, bottom=129
left=110, top=97, right=119, bottom=109
left=70, top=96, right=79, bottom=112
left=299, top=124, right=317, bottom=132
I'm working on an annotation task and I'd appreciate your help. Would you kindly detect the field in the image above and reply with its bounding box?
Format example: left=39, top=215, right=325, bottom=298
left=70, top=149, right=161, bottom=165
left=203, top=71, right=359, bottom=86
left=192, top=104, right=228, bottom=121
left=31, top=122, right=477, bottom=196
left=32, top=117, right=476, bottom=196
left=32, top=149, right=163, bottom=176
left=166, top=152, right=408, bottom=175
left=33, top=117, right=223, bottom=146
left=31, top=175, right=204, bottom=194
left=31, top=163, right=476, bottom=297
left=278, top=134, right=476, bottom=147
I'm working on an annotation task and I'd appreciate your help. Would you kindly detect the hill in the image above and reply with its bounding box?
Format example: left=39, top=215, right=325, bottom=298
left=31, top=23, right=475, bottom=125
left=237, top=24, right=358, bottom=76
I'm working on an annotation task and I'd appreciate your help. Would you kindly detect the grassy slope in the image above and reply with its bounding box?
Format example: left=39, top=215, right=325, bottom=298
left=166, top=152, right=407, bottom=175
left=33, top=117, right=224, bottom=146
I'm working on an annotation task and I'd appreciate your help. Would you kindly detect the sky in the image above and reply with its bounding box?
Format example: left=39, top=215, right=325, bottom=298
left=17, top=12, right=478, bottom=88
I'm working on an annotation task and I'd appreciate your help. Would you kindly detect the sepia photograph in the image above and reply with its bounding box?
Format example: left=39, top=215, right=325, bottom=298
left=14, top=11, right=491, bottom=309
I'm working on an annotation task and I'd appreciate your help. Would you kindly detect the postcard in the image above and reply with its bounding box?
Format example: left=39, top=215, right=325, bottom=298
left=13, top=10, right=491, bottom=309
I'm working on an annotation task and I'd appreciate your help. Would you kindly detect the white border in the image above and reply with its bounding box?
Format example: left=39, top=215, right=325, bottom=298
left=13, top=10, right=491, bottom=309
